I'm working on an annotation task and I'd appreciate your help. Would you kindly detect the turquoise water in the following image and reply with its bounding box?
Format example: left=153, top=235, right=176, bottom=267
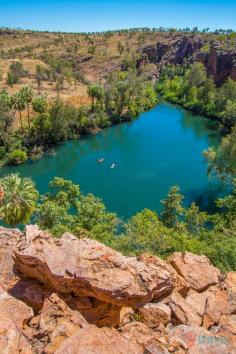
left=0, top=103, right=225, bottom=219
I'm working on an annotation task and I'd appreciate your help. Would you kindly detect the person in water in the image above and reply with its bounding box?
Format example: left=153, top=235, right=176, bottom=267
left=98, top=158, right=104, bottom=163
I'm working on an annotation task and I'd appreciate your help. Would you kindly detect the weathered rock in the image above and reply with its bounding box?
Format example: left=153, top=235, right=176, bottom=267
left=119, top=306, right=134, bottom=326
left=120, top=321, right=167, bottom=353
left=197, top=43, right=236, bottom=85
left=139, top=302, right=171, bottom=328
left=0, top=225, right=235, bottom=353
left=140, top=34, right=236, bottom=85
left=120, top=321, right=155, bottom=347
left=26, top=293, right=88, bottom=354
left=139, top=254, right=189, bottom=297
left=219, top=314, right=236, bottom=336
left=0, top=226, right=21, bottom=291
left=225, top=271, right=236, bottom=314
left=10, top=279, right=52, bottom=311
left=186, top=289, right=207, bottom=318
left=168, top=252, right=221, bottom=292
left=0, top=318, right=33, bottom=354
left=169, top=291, right=202, bottom=326
left=13, top=225, right=172, bottom=308
left=218, top=314, right=236, bottom=351
left=202, top=285, right=230, bottom=329
left=55, top=324, right=144, bottom=354
left=0, top=286, right=33, bottom=329
left=141, top=34, right=204, bottom=70
left=169, top=324, right=231, bottom=354
left=79, top=297, right=127, bottom=328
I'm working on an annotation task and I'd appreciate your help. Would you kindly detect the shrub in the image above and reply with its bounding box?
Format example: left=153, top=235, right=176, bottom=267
left=7, top=149, right=28, bottom=164
left=0, top=147, right=6, bottom=159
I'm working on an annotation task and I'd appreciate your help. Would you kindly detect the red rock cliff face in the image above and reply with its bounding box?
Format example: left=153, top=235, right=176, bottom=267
left=0, top=225, right=235, bottom=353
left=197, top=44, right=236, bottom=85
left=140, top=35, right=236, bottom=85
left=140, top=34, right=204, bottom=75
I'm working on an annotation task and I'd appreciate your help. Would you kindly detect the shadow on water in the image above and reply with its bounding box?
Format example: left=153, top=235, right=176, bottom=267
left=183, top=181, right=231, bottom=213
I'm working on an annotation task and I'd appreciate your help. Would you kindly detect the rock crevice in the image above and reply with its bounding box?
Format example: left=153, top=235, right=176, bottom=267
left=0, top=225, right=235, bottom=353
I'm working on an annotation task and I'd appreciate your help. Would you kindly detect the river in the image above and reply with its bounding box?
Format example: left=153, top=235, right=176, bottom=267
left=0, top=102, right=225, bottom=219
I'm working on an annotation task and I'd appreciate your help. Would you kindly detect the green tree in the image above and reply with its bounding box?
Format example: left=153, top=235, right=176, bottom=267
left=6, top=62, right=25, bottom=87
left=87, top=83, right=104, bottom=109
left=7, top=149, right=27, bottom=164
left=0, top=90, right=14, bottom=146
left=0, top=174, right=39, bottom=226
left=32, top=96, right=48, bottom=114
left=12, top=91, right=26, bottom=133
left=121, top=209, right=169, bottom=255
left=184, top=202, right=208, bottom=234
left=204, top=125, right=236, bottom=180
left=20, top=87, right=34, bottom=129
left=161, top=186, right=184, bottom=228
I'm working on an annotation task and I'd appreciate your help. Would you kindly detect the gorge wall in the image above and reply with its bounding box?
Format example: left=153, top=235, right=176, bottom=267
left=140, top=34, right=236, bottom=85
left=0, top=225, right=235, bottom=353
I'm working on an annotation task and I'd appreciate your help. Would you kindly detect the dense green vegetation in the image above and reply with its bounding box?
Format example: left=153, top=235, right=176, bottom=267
left=0, top=173, right=235, bottom=272
left=0, top=68, right=157, bottom=166
left=157, top=62, right=236, bottom=183
left=0, top=28, right=235, bottom=273
left=157, top=63, right=236, bottom=129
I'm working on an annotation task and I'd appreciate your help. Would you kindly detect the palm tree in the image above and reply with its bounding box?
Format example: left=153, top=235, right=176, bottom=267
left=20, top=87, right=34, bottom=129
left=12, top=92, right=26, bottom=133
left=0, top=174, right=39, bottom=226
left=87, top=83, right=104, bottom=109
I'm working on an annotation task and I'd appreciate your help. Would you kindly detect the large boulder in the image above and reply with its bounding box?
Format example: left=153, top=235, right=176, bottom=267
left=225, top=271, right=236, bottom=314
left=139, top=253, right=190, bottom=297
left=10, top=279, right=52, bottom=311
left=13, top=225, right=172, bottom=308
left=169, top=324, right=232, bottom=354
left=54, top=325, right=144, bottom=354
left=0, top=318, right=33, bottom=354
left=168, top=252, right=221, bottom=292
left=186, top=289, right=207, bottom=318
left=0, top=226, right=21, bottom=291
left=202, top=285, right=230, bottom=329
left=26, top=293, right=88, bottom=354
left=139, top=302, right=171, bottom=328
left=0, top=286, right=33, bottom=329
left=120, top=321, right=167, bottom=353
left=169, top=291, right=202, bottom=326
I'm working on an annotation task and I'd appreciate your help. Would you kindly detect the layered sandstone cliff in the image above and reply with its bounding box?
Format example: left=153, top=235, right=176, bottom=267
left=0, top=225, right=235, bottom=353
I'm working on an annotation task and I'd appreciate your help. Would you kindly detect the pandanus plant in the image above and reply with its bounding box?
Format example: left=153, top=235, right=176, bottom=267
left=0, top=174, right=39, bottom=227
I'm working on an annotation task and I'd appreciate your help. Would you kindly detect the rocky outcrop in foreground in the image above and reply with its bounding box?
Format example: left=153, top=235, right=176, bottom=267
left=0, top=225, right=235, bottom=353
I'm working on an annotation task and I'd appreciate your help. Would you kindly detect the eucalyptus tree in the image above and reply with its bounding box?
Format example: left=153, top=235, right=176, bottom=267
left=0, top=174, right=39, bottom=226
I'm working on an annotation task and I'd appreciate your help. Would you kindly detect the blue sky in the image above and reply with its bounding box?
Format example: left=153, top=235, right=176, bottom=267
left=0, top=0, right=235, bottom=32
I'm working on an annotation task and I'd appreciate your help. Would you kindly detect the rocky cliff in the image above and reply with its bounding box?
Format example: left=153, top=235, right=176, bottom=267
left=140, top=34, right=236, bottom=85
left=197, top=42, right=236, bottom=85
left=0, top=225, right=235, bottom=353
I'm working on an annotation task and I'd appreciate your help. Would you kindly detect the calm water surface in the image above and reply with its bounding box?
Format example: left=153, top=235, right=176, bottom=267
left=0, top=103, right=225, bottom=219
